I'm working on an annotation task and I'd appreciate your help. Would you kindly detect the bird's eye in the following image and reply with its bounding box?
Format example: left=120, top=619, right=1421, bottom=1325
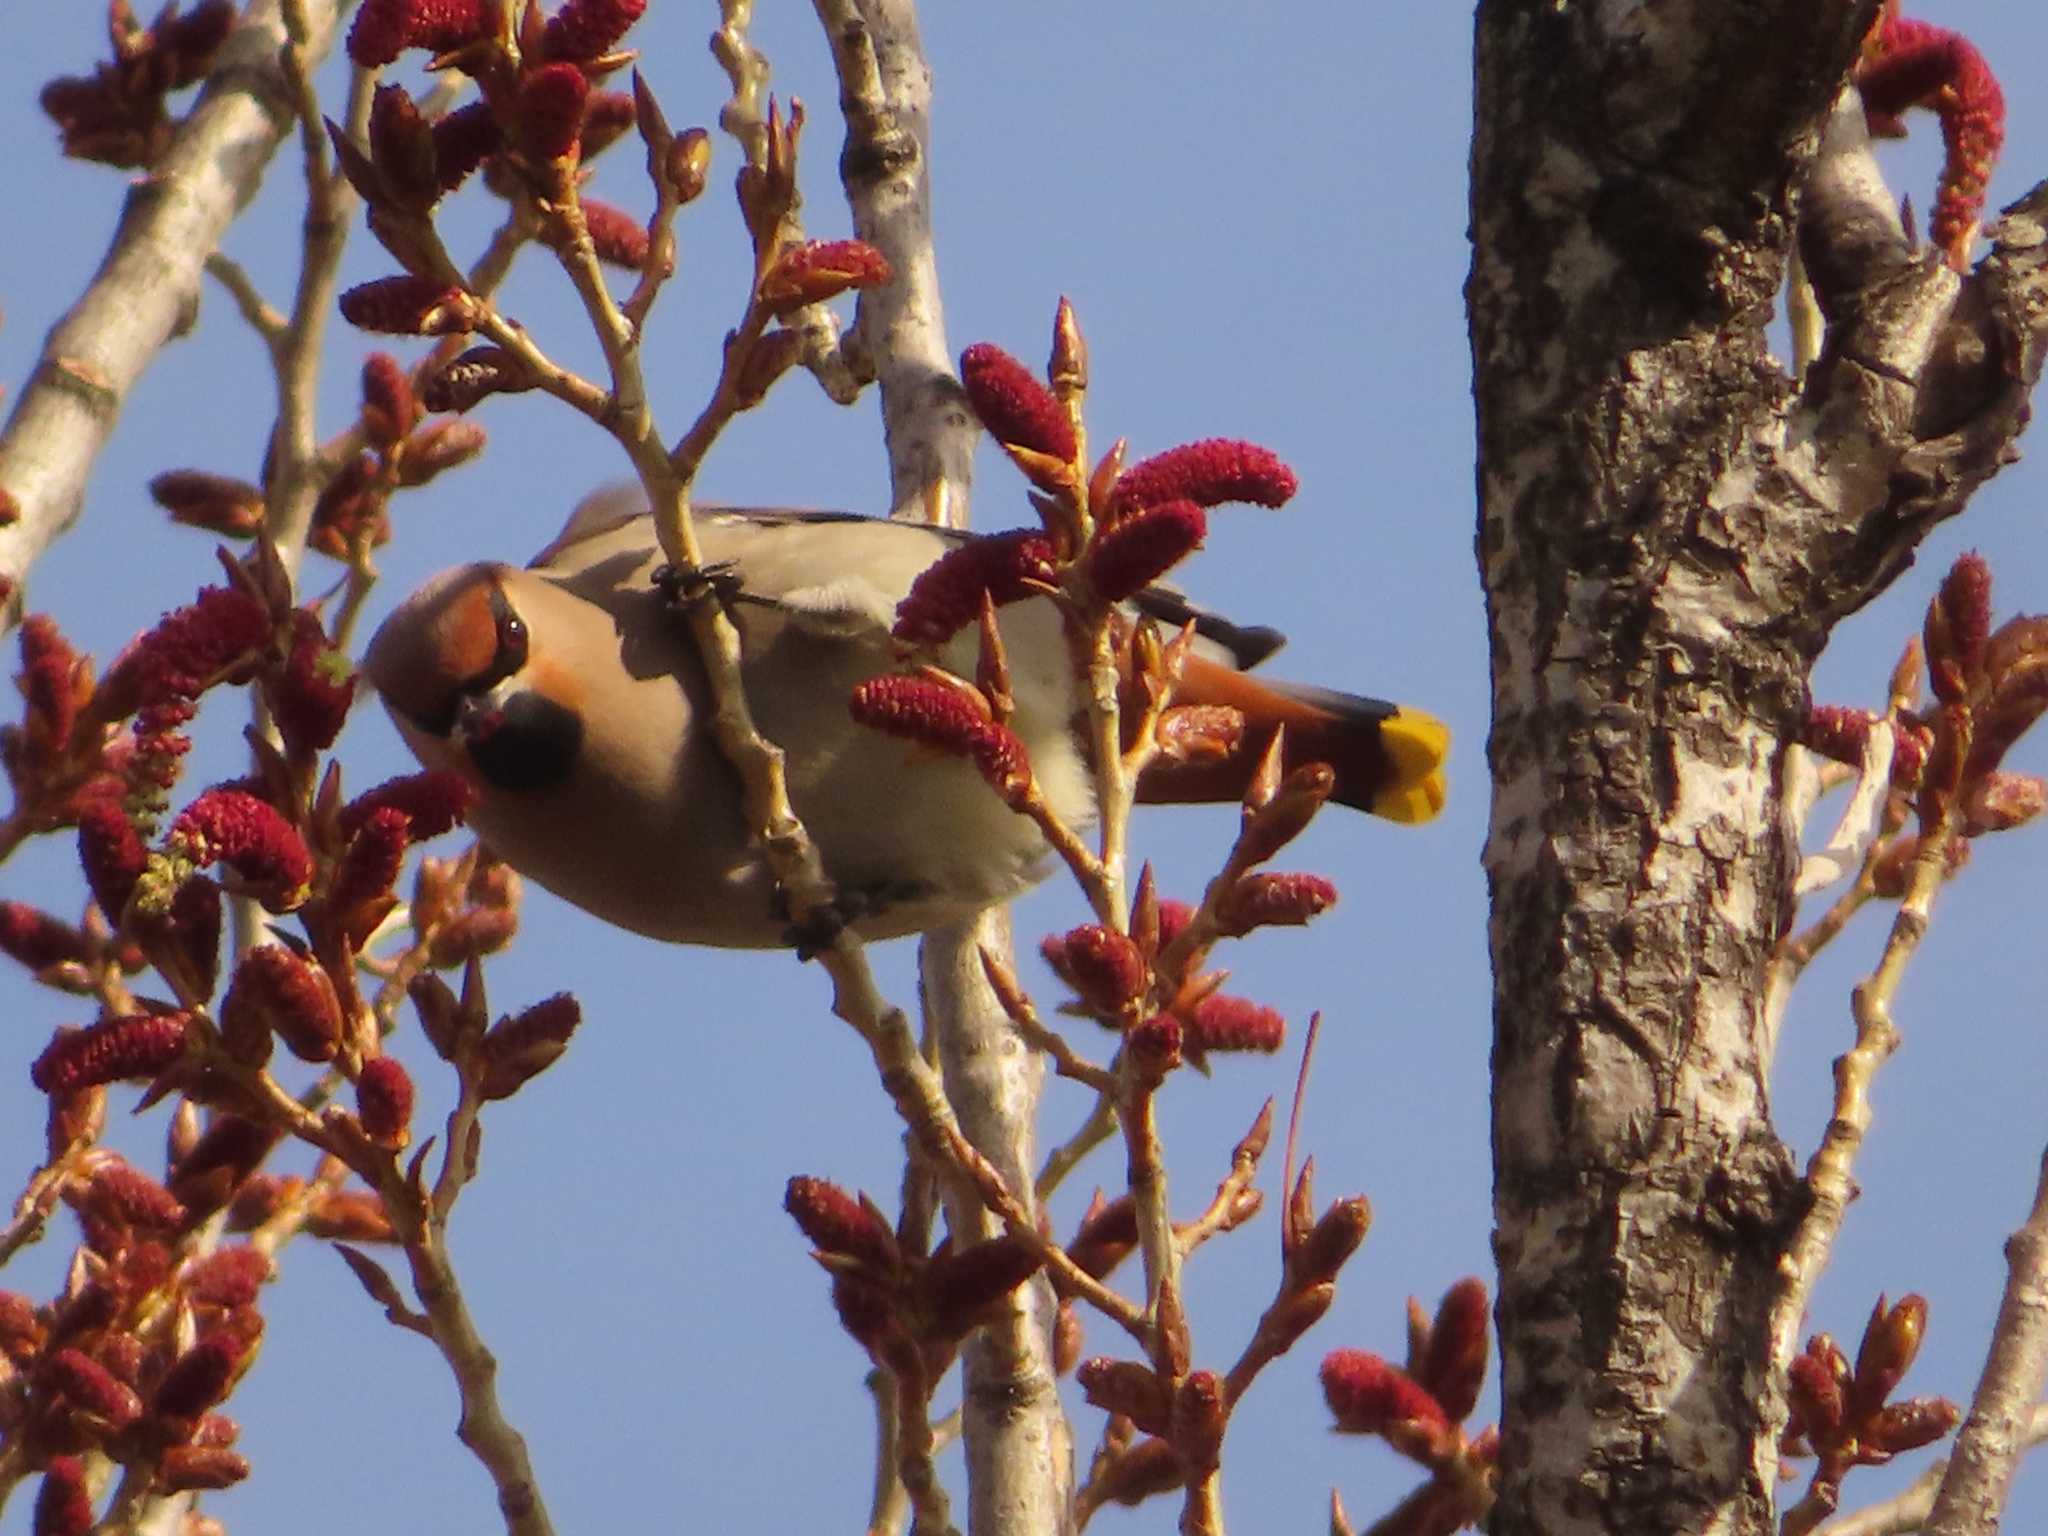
left=486, top=586, right=529, bottom=675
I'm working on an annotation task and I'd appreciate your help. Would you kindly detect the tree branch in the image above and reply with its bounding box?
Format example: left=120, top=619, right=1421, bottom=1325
left=0, top=0, right=345, bottom=615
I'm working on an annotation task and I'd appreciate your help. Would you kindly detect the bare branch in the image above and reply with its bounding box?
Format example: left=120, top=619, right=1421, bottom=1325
left=0, top=0, right=346, bottom=614
left=1923, top=1151, right=2048, bottom=1534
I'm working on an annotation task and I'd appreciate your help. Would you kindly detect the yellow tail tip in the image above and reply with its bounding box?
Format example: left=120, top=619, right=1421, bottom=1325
left=1371, top=708, right=1450, bottom=824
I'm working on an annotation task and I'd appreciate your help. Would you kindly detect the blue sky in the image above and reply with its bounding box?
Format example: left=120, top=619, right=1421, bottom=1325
left=2, top=4, right=2045, bottom=1532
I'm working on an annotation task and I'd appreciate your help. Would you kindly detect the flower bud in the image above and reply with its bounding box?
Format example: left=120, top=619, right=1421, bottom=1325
left=1049, top=924, right=1146, bottom=1015
left=1418, top=1277, right=1489, bottom=1422
left=1125, top=1013, right=1182, bottom=1087
left=356, top=1056, right=415, bottom=1150
left=157, top=1447, right=250, bottom=1492
left=31, top=1014, right=192, bottom=1094
left=1183, top=994, right=1285, bottom=1058
left=167, top=789, right=314, bottom=913
left=1320, top=1350, right=1448, bottom=1459
left=583, top=198, right=651, bottom=268
left=149, top=471, right=265, bottom=538
left=784, top=1176, right=896, bottom=1271
left=32, top=1456, right=94, bottom=1536
left=1087, top=499, right=1206, bottom=601
left=478, top=993, right=580, bottom=1100
left=43, top=1346, right=143, bottom=1429
left=920, top=1235, right=1043, bottom=1339
left=892, top=530, right=1059, bottom=647
left=1077, top=1357, right=1170, bottom=1436
left=516, top=63, right=589, bottom=162
left=1109, top=438, right=1297, bottom=518
left=339, top=277, right=481, bottom=337
left=543, top=0, right=646, bottom=61
left=959, top=343, right=1075, bottom=479
left=1236, top=763, right=1335, bottom=865
left=220, top=946, right=342, bottom=1064
left=758, top=239, right=891, bottom=315
left=848, top=675, right=1033, bottom=808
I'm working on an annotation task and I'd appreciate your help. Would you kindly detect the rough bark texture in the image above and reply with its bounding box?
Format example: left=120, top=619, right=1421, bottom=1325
left=1471, top=4, right=2048, bottom=1534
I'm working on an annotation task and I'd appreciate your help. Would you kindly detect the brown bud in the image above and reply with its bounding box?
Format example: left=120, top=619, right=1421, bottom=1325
left=1053, top=1298, right=1084, bottom=1376
left=920, top=1235, right=1043, bottom=1339
left=1851, top=1293, right=1927, bottom=1419
left=1256, top=1279, right=1336, bottom=1359
left=421, top=347, right=530, bottom=413
left=1126, top=1013, right=1182, bottom=1087
left=306, top=1189, right=396, bottom=1243
left=396, top=420, right=488, bottom=486
left=1090, top=1436, right=1183, bottom=1509
left=1154, top=704, right=1244, bottom=765
left=662, top=126, right=712, bottom=204
left=478, top=993, right=580, bottom=1099
left=1173, top=1370, right=1228, bottom=1475
left=1077, top=1357, right=1170, bottom=1436
left=1236, top=763, right=1335, bottom=865
left=1068, top=1193, right=1138, bottom=1282
left=1868, top=1396, right=1961, bottom=1454
left=171, top=1115, right=281, bottom=1218
left=149, top=471, right=265, bottom=538
left=1289, top=1196, right=1371, bottom=1287
left=1048, top=296, right=1087, bottom=397
left=156, top=1447, right=250, bottom=1492
left=367, top=84, right=439, bottom=212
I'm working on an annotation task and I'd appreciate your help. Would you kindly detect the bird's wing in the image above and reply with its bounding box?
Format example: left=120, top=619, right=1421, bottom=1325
left=532, top=494, right=1289, bottom=665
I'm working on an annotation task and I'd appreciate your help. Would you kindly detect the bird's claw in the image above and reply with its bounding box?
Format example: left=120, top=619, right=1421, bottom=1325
left=774, top=880, right=927, bottom=959
left=652, top=560, right=744, bottom=614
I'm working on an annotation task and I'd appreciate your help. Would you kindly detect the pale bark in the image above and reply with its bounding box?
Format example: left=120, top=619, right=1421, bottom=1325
left=818, top=3, right=1071, bottom=1532
left=1923, top=1149, right=2048, bottom=1536
left=1471, top=4, right=2048, bottom=1533
left=0, top=0, right=345, bottom=612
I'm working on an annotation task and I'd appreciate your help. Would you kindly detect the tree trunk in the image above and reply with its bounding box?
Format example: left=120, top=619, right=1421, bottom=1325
left=1471, top=4, right=2048, bottom=1532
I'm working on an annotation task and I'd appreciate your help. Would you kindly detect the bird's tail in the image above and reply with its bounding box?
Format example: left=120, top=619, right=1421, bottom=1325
left=1133, top=655, right=1448, bottom=823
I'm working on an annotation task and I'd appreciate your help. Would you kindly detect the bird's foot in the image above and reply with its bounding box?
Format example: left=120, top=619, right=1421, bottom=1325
left=775, top=880, right=928, bottom=958
left=652, top=560, right=744, bottom=614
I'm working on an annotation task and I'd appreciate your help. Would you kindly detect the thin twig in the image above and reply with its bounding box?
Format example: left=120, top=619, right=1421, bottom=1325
left=1770, top=797, right=1964, bottom=1376
left=1037, top=1092, right=1117, bottom=1202
left=1819, top=1406, right=2048, bottom=1536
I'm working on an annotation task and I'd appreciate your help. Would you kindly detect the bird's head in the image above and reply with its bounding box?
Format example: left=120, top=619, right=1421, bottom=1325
left=365, top=564, right=586, bottom=794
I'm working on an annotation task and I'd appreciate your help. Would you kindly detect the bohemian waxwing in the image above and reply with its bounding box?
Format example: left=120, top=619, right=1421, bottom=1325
left=364, top=493, right=1448, bottom=948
